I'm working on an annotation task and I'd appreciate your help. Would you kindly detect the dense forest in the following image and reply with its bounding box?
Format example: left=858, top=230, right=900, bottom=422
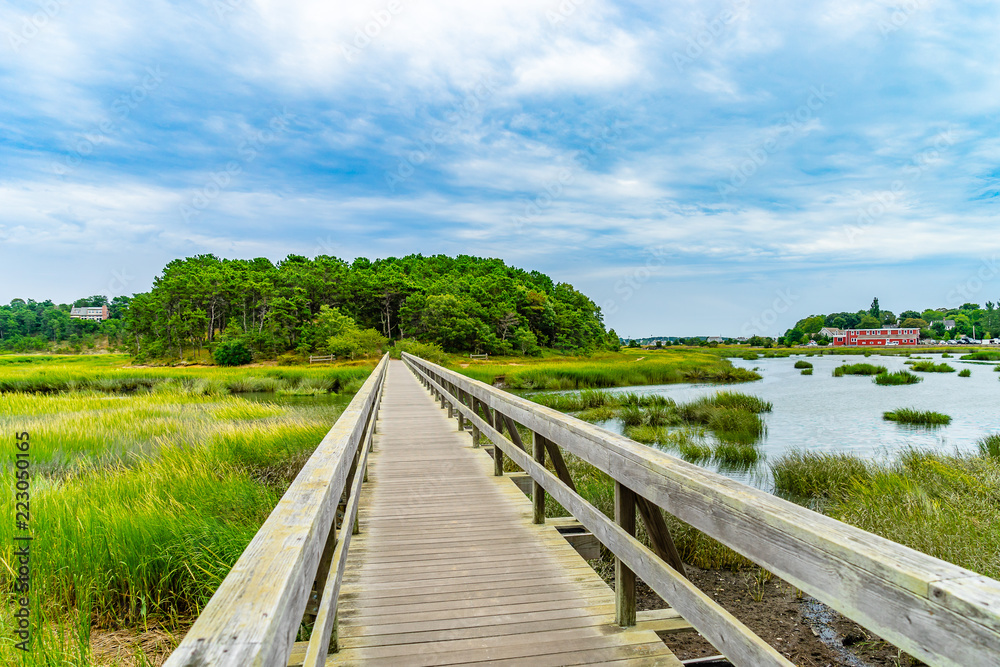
left=119, top=254, right=618, bottom=360
left=783, top=298, right=1000, bottom=345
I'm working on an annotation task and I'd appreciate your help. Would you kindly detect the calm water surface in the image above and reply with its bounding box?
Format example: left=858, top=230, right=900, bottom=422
left=593, top=353, right=1000, bottom=489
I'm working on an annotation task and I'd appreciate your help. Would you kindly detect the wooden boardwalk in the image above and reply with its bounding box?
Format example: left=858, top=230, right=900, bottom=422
left=311, top=360, right=682, bottom=666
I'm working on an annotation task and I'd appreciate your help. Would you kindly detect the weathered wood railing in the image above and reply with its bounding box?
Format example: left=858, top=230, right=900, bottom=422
left=403, top=352, right=1000, bottom=667
left=164, top=354, right=389, bottom=667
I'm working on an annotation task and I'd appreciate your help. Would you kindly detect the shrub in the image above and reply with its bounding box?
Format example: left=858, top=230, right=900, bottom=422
left=213, top=341, right=252, bottom=367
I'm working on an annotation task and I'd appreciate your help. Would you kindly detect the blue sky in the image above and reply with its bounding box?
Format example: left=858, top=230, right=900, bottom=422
left=2, top=0, right=999, bottom=337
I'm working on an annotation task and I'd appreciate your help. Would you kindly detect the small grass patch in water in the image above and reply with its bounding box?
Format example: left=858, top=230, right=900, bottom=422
left=793, top=360, right=813, bottom=369
left=909, top=361, right=955, bottom=373
left=873, top=370, right=922, bottom=385
left=833, top=363, right=887, bottom=377
left=883, top=408, right=951, bottom=425
left=800, top=368, right=813, bottom=375
left=772, top=451, right=872, bottom=502
left=958, top=369, right=971, bottom=378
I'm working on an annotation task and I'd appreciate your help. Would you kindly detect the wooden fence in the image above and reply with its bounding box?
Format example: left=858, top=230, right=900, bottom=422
left=402, top=352, right=1000, bottom=667
left=164, top=354, right=389, bottom=667
left=308, top=354, right=336, bottom=363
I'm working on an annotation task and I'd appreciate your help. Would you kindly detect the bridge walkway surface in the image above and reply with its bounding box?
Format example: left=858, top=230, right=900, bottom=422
left=300, top=359, right=683, bottom=666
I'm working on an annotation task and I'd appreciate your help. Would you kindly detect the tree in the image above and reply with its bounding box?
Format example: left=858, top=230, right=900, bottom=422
left=900, top=318, right=928, bottom=329
left=858, top=314, right=881, bottom=329
left=869, top=297, right=880, bottom=320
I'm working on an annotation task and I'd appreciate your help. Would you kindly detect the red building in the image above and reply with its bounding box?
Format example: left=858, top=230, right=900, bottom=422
left=820, top=326, right=919, bottom=347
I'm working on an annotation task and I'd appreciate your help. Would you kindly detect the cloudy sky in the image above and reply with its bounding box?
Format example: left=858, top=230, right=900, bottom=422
left=2, top=0, right=998, bottom=337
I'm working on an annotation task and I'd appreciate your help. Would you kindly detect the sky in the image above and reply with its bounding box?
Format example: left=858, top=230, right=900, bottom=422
left=1, top=0, right=999, bottom=337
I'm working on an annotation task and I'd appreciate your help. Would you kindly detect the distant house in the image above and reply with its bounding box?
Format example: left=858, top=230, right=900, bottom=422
left=943, top=319, right=956, bottom=330
left=706, top=336, right=724, bottom=343
left=819, top=325, right=919, bottom=347
left=70, top=305, right=109, bottom=321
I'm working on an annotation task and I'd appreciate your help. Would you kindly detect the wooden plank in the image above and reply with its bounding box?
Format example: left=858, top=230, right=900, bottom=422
left=404, top=352, right=1000, bottom=667
left=165, top=356, right=389, bottom=667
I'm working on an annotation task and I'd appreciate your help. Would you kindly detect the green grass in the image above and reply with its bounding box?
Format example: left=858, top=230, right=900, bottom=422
left=979, top=434, right=1000, bottom=458
left=793, top=360, right=813, bottom=369
left=960, top=351, right=1000, bottom=361
left=772, top=451, right=872, bottom=502
left=909, top=361, right=955, bottom=373
left=883, top=408, right=952, bottom=425
left=773, top=449, right=1000, bottom=581
left=0, top=354, right=375, bottom=395
left=0, top=357, right=362, bottom=665
left=454, top=350, right=761, bottom=391
left=873, top=370, right=922, bottom=385
left=941, top=353, right=953, bottom=358
left=832, top=363, right=887, bottom=377
left=800, top=368, right=813, bottom=375
left=959, top=369, right=972, bottom=377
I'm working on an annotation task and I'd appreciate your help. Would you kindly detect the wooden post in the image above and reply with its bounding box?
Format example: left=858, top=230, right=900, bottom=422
left=636, top=496, right=687, bottom=578
left=472, top=424, right=480, bottom=447
left=532, top=433, right=546, bottom=524
left=494, top=413, right=505, bottom=476
left=615, top=481, right=636, bottom=627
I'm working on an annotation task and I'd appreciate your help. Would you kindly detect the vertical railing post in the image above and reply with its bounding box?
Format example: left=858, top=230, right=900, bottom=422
left=532, top=432, right=546, bottom=524
left=493, top=412, right=505, bottom=476
left=615, top=481, right=636, bottom=627
left=457, top=389, right=465, bottom=431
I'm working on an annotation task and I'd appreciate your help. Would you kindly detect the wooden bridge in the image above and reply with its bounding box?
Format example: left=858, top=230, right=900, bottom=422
left=166, top=354, right=1000, bottom=667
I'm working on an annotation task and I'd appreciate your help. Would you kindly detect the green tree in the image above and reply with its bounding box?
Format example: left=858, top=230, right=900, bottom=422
left=869, top=297, right=880, bottom=320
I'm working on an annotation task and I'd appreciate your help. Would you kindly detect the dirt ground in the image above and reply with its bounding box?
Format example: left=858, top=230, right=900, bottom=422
left=643, top=566, right=925, bottom=667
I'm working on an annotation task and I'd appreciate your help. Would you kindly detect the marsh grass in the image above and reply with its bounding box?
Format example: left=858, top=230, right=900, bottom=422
left=960, top=351, right=1000, bottom=361
left=873, top=370, right=922, bottom=385
left=832, top=363, right=887, bottom=377
left=772, top=451, right=872, bottom=502
left=0, top=360, right=357, bottom=665
left=909, top=361, right=955, bottom=373
left=801, top=368, right=813, bottom=375
left=883, top=408, right=952, bottom=425
left=978, top=434, right=1000, bottom=458
left=0, top=354, right=374, bottom=396
left=793, top=360, right=813, bottom=369
left=774, top=449, right=1000, bottom=580
left=457, top=350, right=761, bottom=390
left=959, top=369, right=972, bottom=378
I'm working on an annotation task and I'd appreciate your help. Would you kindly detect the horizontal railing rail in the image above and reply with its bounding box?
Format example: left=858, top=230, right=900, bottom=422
left=165, top=354, right=389, bottom=667
left=403, top=352, right=1000, bottom=667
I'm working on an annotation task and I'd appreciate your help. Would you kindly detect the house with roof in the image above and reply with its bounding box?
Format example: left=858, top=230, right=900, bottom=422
left=818, top=325, right=918, bottom=347
left=70, top=305, right=109, bottom=321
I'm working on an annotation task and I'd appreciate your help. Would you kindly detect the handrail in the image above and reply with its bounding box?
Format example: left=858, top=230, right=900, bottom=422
left=403, top=352, right=1000, bottom=667
left=165, top=354, right=389, bottom=667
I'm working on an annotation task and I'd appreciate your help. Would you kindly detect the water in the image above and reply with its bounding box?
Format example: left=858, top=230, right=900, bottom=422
left=590, top=353, right=1000, bottom=489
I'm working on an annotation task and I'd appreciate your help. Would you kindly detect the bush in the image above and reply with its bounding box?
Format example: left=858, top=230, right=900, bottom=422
left=392, top=340, right=448, bottom=365
left=213, top=341, right=252, bottom=367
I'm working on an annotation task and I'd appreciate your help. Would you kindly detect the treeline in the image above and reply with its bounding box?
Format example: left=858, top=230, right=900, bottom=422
left=784, top=298, right=1000, bottom=344
left=124, top=254, right=619, bottom=360
left=0, top=296, right=130, bottom=353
